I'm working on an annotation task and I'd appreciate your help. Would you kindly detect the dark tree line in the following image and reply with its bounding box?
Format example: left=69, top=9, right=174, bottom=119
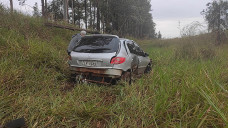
left=42, top=0, right=157, bottom=38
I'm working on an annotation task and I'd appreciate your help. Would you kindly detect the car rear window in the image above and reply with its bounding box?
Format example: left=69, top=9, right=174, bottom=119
left=73, top=36, right=120, bottom=53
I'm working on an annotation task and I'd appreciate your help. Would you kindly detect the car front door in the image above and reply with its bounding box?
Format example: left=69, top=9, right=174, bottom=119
left=133, top=41, right=150, bottom=74
left=126, top=41, right=139, bottom=73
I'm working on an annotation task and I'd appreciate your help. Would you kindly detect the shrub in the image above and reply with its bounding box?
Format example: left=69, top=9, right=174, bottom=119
left=175, top=42, right=216, bottom=60
left=200, top=47, right=216, bottom=59
left=175, top=42, right=199, bottom=60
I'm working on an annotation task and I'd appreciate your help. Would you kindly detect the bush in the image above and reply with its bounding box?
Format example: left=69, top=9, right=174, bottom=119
left=175, top=42, right=199, bottom=60
left=175, top=42, right=216, bottom=60
left=200, top=47, right=216, bottom=59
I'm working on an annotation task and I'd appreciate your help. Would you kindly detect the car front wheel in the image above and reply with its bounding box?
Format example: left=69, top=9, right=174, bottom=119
left=144, top=63, right=152, bottom=74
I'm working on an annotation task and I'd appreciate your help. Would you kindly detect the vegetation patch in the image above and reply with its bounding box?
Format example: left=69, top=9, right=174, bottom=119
left=0, top=5, right=228, bottom=128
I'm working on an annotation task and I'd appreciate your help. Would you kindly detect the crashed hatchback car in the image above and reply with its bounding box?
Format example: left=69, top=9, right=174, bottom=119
left=68, top=34, right=152, bottom=84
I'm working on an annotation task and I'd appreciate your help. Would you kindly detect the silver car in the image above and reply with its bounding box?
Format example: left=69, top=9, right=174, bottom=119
left=68, top=34, right=152, bottom=84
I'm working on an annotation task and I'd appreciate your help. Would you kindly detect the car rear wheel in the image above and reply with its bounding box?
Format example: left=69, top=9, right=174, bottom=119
left=121, top=69, right=133, bottom=85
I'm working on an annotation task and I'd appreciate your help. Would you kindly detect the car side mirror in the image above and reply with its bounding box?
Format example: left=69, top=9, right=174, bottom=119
left=144, top=52, right=149, bottom=57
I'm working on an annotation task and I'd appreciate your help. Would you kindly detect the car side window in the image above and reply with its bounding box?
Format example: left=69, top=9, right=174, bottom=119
left=133, top=42, right=145, bottom=56
left=127, top=41, right=146, bottom=56
left=127, top=42, right=136, bottom=54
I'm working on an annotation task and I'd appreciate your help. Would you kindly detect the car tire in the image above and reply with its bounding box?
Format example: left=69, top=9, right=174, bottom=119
left=144, top=63, right=152, bottom=74
left=70, top=73, right=77, bottom=82
left=129, top=69, right=132, bottom=85
left=121, top=69, right=133, bottom=85
left=75, top=74, right=84, bottom=84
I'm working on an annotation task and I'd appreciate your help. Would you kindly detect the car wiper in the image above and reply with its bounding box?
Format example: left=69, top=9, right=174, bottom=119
left=74, top=49, right=92, bottom=53
left=77, top=48, right=111, bottom=53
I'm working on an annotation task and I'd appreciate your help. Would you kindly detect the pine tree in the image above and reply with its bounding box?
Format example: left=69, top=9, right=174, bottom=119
left=33, top=2, right=40, bottom=17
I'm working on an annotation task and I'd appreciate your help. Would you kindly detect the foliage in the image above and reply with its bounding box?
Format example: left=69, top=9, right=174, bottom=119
left=47, top=0, right=64, bottom=20
left=47, top=0, right=156, bottom=39
left=181, top=21, right=205, bottom=37
left=202, top=0, right=228, bottom=45
left=157, top=31, right=162, bottom=39
left=32, top=2, right=40, bottom=17
left=202, top=0, right=228, bottom=31
left=18, top=0, right=27, bottom=6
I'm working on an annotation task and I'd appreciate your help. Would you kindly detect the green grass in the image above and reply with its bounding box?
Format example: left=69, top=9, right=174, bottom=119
left=0, top=5, right=228, bottom=127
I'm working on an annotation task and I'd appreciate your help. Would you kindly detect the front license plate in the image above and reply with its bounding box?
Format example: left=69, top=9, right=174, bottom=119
left=81, top=61, right=97, bottom=67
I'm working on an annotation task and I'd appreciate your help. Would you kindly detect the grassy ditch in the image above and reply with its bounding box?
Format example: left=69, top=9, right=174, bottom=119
left=0, top=5, right=228, bottom=127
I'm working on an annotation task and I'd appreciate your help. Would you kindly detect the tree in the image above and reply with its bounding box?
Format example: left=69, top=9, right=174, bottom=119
left=70, top=0, right=75, bottom=24
left=180, top=21, right=205, bottom=37
left=33, top=2, right=40, bottom=17
left=106, top=0, right=156, bottom=38
left=202, top=0, right=228, bottom=45
left=46, top=0, right=156, bottom=38
left=89, top=0, right=93, bottom=28
left=18, top=0, right=26, bottom=5
left=41, top=0, right=45, bottom=16
left=47, top=0, right=63, bottom=20
left=84, top=0, right=87, bottom=29
left=41, top=0, right=48, bottom=17
left=158, top=31, right=162, bottom=39
left=63, top=0, right=68, bottom=22
left=96, top=0, right=100, bottom=31
left=9, top=0, right=13, bottom=12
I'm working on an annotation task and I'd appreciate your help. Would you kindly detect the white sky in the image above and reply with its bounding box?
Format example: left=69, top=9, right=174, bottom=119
left=151, top=0, right=213, bottom=38
left=0, top=0, right=213, bottom=38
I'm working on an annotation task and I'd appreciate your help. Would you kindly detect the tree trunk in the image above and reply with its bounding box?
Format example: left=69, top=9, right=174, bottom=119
left=77, top=1, right=81, bottom=27
left=217, top=4, right=221, bottom=45
left=93, top=3, right=96, bottom=30
left=41, top=0, right=45, bottom=17
left=9, top=0, right=13, bottom=12
left=67, top=0, right=69, bottom=23
left=89, top=0, right=92, bottom=28
left=63, top=0, right=68, bottom=22
left=96, top=0, right=100, bottom=31
left=105, top=0, right=109, bottom=33
left=85, top=0, right=87, bottom=29
left=102, top=16, right=105, bottom=33
left=45, top=0, right=47, bottom=17
left=72, top=0, right=75, bottom=25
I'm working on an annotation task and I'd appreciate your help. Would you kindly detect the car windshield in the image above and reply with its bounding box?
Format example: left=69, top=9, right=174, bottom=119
left=73, top=36, right=120, bottom=53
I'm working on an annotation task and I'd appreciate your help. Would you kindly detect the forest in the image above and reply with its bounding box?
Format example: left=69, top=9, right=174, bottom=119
left=34, top=0, right=157, bottom=38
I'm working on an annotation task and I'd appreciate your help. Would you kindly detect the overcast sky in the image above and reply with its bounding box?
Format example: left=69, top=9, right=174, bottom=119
left=0, top=0, right=213, bottom=38
left=151, top=0, right=213, bottom=38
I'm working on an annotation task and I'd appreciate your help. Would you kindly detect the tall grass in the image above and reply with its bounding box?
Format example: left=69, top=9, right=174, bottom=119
left=0, top=5, right=228, bottom=127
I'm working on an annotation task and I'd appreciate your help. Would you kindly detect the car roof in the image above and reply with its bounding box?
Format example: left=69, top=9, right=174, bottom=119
left=119, top=38, right=131, bottom=42
left=83, top=35, right=131, bottom=43
left=84, top=34, right=118, bottom=38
